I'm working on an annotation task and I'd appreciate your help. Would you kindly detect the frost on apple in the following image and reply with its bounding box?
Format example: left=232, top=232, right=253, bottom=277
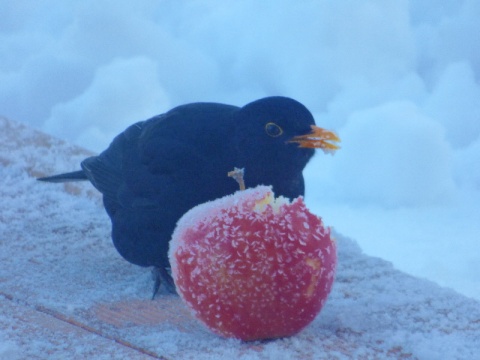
left=169, top=185, right=337, bottom=341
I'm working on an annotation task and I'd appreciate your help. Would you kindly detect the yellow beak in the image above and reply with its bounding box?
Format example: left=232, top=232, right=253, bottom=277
left=288, top=125, right=341, bottom=153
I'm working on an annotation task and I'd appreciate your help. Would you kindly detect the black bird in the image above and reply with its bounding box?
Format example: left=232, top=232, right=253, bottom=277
left=38, top=96, right=340, bottom=297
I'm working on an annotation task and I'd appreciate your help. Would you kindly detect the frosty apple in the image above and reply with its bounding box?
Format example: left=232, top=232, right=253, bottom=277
left=169, top=184, right=336, bottom=341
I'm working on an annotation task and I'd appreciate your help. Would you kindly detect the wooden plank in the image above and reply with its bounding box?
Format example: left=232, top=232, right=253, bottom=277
left=1, top=116, right=479, bottom=359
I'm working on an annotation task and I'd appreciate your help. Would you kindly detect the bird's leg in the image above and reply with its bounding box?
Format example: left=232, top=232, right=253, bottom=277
left=228, top=167, right=246, bottom=190
left=151, top=266, right=177, bottom=299
left=151, top=268, right=162, bottom=300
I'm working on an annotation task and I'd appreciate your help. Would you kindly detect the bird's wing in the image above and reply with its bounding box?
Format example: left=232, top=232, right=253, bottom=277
left=80, top=121, right=144, bottom=203
left=81, top=114, right=209, bottom=210
left=121, top=137, right=208, bottom=205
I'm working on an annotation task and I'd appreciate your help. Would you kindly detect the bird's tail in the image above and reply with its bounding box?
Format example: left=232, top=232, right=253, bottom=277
left=37, top=170, right=88, bottom=183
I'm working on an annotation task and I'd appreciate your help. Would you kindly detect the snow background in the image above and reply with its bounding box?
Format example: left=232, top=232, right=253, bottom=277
left=1, top=0, right=479, bottom=300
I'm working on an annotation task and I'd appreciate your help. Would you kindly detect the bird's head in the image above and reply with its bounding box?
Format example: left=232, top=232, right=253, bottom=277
left=233, top=96, right=340, bottom=174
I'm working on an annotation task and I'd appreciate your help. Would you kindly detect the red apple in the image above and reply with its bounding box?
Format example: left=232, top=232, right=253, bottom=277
left=169, top=185, right=336, bottom=341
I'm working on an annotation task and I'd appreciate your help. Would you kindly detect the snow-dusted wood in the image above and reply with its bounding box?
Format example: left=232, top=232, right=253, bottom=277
left=1, top=117, right=479, bottom=359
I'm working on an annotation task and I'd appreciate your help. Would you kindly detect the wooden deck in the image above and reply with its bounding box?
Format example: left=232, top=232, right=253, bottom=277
left=1, top=117, right=479, bottom=359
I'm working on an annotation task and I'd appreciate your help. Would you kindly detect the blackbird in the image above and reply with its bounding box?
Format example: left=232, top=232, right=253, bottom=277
left=38, top=96, right=340, bottom=297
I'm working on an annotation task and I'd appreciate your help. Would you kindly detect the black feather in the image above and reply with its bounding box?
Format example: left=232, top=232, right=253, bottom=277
left=37, top=170, right=88, bottom=182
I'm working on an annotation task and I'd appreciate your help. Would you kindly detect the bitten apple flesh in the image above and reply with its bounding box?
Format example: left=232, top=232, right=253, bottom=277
left=169, top=185, right=336, bottom=341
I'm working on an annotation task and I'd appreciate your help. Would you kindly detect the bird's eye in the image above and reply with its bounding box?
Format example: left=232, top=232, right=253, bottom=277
left=265, top=122, right=283, bottom=137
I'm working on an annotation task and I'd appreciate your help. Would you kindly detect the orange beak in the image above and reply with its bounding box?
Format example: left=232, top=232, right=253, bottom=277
left=288, top=125, right=341, bottom=153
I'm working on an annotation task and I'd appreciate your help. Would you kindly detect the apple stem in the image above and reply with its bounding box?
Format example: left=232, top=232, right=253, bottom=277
left=227, top=167, right=246, bottom=191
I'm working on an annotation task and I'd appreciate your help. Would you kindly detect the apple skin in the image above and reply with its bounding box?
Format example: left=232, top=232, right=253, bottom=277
left=169, top=186, right=336, bottom=341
